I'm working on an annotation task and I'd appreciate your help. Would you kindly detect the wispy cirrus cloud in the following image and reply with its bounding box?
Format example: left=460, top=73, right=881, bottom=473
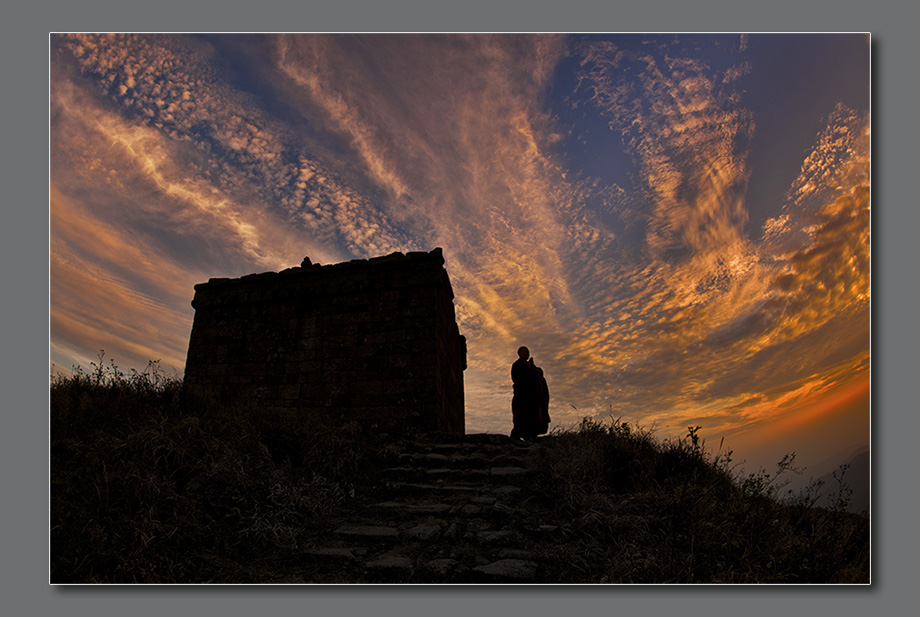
left=55, top=34, right=413, bottom=265
left=272, top=35, right=581, bottom=393
left=50, top=185, right=200, bottom=371
left=529, top=37, right=870, bottom=440
left=50, top=34, right=869, bottom=459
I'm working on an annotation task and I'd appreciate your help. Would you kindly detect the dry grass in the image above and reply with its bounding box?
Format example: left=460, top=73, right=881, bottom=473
left=50, top=356, right=869, bottom=583
left=527, top=418, right=870, bottom=583
left=50, top=354, right=379, bottom=583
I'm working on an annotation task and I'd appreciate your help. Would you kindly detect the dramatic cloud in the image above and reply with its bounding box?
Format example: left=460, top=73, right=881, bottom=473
left=50, top=34, right=869, bottom=472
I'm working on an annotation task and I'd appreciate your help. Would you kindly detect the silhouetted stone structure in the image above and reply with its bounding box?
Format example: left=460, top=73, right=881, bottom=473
left=184, top=248, right=466, bottom=433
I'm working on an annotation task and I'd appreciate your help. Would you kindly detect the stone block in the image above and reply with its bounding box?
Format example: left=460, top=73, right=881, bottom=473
left=278, top=384, right=300, bottom=400
left=473, top=559, right=538, bottom=581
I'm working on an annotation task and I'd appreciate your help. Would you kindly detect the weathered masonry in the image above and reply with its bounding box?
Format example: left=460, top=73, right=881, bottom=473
left=184, top=248, right=466, bottom=433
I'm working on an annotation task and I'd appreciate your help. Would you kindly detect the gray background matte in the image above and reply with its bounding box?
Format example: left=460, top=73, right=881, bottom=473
left=10, top=0, right=916, bottom=614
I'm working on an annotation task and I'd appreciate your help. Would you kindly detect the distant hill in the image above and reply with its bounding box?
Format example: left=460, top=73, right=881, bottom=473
left=813, top=450, right=870, bottom=514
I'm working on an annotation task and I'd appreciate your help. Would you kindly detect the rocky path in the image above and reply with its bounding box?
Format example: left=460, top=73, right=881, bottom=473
left=289, top=433, right=562, bottom=583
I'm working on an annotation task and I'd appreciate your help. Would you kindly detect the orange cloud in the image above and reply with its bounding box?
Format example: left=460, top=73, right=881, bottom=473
left=49, top=34, right=869, bottom=458
left=754, top=374, right=870, bottom=446
left=50, top=187, right=199, bottom=372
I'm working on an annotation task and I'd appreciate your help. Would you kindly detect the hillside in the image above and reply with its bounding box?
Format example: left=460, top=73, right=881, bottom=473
left=50, top=366, right=870, bottom=584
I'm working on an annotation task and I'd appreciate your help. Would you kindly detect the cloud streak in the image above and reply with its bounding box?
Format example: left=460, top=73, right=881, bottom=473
left=50, top=34, right=869, bottom=464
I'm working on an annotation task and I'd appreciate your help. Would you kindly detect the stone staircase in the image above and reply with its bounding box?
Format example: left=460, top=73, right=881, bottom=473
left=292, top=433, right=562, bottom=583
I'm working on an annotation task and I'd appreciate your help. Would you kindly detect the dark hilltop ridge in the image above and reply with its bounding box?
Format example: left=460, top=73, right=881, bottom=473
left=50, top=365, right=869, bottom=584
left=50, top=249, right=869, bottom=583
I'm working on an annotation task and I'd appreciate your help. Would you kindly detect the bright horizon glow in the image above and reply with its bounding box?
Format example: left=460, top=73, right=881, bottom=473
left=49, top=33, right=870, bottom=477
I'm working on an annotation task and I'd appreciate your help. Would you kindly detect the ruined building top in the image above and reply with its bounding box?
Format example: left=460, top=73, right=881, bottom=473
left=195, top=247, right=449, bottom=294
left=184, top=247, right=466, bottom=434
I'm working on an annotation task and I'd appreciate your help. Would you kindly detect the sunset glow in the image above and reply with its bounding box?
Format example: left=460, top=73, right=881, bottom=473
left=49, top=33, right=870, bottom=475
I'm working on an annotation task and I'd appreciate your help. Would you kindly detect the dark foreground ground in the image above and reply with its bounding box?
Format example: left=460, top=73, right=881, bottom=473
left=50, top=371, right=870, bottom=584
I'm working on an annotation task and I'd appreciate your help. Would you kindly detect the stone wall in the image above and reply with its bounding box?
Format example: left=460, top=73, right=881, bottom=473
left=183, top=248, right=466, bottom=433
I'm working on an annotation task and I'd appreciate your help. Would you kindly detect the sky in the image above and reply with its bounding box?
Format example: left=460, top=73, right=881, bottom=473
left=49, top=33, right=870, bottom=476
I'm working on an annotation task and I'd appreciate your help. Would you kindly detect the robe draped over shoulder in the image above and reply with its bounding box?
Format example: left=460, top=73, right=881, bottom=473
left=511, top=358, right=542, bottom=438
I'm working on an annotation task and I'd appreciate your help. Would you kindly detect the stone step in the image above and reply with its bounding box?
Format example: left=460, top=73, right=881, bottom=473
left=297, top=556, right=541, bottom=584
left=396, top=452, right=492, bottom=468
left=294, top=433, right=553, bottom=583
left=465, top=529, right=520, bottom=546
left=302, top=547, right=362, bottom=562
left=472, top=558, right=539, bottom=583
left=384, top=481, right=523, bottom=498
left=400, top=521, right=445, bottom=541
left=489, top=466, right=530, bottom=477
left=372, top=500, right=453, bottom=515
left=368, top=497, right=517, bottom=523
left=391, top=434, right=536, bottom=456
left=381, top=466, right=490, bottom=480
left=393, top=451, right=529, bottom=468
left=420, top=558, right=468, bottom=581
left=364, top=554, right=414, bottom=573
left=382, top=466, right=530, bottom=484
left=333, top=525, right=400, bottom=541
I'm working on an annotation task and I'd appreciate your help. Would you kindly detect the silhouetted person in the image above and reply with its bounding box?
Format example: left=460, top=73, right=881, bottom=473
left=535, top=364, right=551, bottom=436
left=511, top=346, right=549, bottom=441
